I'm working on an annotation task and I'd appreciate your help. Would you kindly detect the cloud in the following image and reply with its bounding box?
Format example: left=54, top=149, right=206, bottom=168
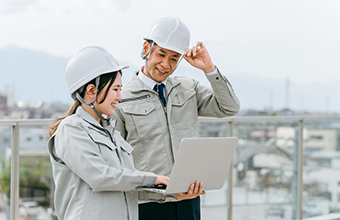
left=1, top=0, right=340, bottom=87
left=113, top=0, right=131, bottom=12
left=0, top=0, right=38, bottom=14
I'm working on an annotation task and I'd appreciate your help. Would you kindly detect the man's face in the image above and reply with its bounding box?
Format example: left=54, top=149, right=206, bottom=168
left=142, top=42, right=181, bottom=82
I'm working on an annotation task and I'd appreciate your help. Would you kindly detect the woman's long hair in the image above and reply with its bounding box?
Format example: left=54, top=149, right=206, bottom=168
left=48, top=71, right=121, bottom=137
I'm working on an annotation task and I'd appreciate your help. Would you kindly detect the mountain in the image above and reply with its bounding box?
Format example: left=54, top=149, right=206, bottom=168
left=0, top=45, right=339, bottom=113
left=0, top=45, right=70, bottom=103
left=0, top=45, right=138, bottom=104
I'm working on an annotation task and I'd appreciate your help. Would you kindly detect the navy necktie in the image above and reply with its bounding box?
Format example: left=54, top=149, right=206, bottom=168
left=154, top=83, right=166, bottom=106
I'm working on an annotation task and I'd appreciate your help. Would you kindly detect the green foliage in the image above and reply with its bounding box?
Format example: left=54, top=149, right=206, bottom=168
left=0, top=156, right=52, bottom=197
left=0, top=158, right=11, bottom=196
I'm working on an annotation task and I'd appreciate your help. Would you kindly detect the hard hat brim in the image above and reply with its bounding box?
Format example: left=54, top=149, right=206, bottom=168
left=69, top=65, right=129, bottom=96
left=144, top=38, right=186, bottom=55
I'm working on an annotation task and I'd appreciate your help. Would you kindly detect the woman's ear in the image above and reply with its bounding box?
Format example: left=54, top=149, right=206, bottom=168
left=84, top=84, right=96, bottom=100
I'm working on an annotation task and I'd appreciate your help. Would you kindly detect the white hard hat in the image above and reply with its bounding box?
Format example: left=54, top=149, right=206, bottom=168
left=144, top=17, right=190, bottom=55
left=66, top=46, right=128, bottom=98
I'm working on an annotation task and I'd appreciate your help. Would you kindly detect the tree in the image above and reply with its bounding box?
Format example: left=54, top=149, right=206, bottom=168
left=0, top=156, right=53, bottom=206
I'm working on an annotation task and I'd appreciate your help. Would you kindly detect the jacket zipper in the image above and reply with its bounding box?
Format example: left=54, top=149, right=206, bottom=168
left=154, top=91, right=167, bottom=115
left=123, top=192, right=130, bottom=220
left=119, top=94, right=150, bottom=103
left=162, top=84, right=180, bottom=163
left=115, top=145, right=129, bottom=219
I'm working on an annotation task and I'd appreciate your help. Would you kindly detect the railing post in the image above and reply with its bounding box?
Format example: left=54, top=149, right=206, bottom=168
left=227, top=120, right=233, bottom=220
left=10, top=123, right=20, bottom=220
left=298, top=119, right=304, bottom=220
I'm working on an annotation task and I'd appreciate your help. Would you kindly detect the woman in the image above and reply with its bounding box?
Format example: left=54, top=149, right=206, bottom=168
left=48, top=46, right=169, bottom=220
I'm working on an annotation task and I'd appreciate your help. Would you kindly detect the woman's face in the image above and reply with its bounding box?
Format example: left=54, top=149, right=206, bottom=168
left=95, top=73, right=122, bottom=116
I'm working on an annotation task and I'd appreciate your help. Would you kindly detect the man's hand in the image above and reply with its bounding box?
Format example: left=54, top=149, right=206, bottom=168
left=183, top=42, right=215, bottom=73
left=176, top=181, right=206, bottom=201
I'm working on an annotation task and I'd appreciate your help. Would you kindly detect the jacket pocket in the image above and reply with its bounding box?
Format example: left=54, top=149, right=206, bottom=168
left=119, top=143, right=136, bottom=170
left=87, top=128, right=117, bottom=151
left=170, top=89, right=197, bottom=129
left=171, top=89, right=195, bottom=107
left=122, top=102, right=155, bottom=115
left=121, top=103, right=161, bottom=139
left=120, top=94, right=151, bottom=103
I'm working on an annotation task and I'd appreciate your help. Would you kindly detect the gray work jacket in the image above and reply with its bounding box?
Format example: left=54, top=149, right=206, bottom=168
left=113, top=70, right=240, bottom=203
left=48, top=106, right=157, bottom=220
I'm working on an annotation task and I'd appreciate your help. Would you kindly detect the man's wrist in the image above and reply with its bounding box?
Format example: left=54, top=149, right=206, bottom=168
left=203, top=65, right=216, bottom=74
left=204, top=66, right=218, bottom=76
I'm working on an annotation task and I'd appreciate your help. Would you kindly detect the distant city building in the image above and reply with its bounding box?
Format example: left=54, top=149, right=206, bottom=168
left=0, top=126, right=50, bottom=163
left=0, top=85, right=14, bottom=118
left=9, top=111, right=30, bottom=119
left=276, top=127, right=338, bottom=152
left=305, top=157, right=340, bottom=210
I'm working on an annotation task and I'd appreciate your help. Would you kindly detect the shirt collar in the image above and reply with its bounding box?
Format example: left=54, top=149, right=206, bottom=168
left=138, top=66, right=167, bottom=90
left=76, top=106, right=116, bottom=132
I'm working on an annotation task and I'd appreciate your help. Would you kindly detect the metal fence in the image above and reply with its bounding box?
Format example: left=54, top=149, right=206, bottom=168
left=1, top=116, right=340, bottom=220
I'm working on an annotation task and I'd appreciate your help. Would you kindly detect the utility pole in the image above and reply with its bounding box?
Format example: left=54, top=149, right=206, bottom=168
left=285, top=78, right=290, bottom=110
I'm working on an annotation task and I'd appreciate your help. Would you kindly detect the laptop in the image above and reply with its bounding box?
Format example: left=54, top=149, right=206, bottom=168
left=138, top=137, right=238, bottom=194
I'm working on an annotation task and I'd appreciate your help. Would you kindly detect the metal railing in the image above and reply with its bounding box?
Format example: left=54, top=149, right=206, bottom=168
left=0, top=119, right=51, bottom=220
left=1, top=116, right=340, bottom=220
left=304, top=213, right=340, bottom=220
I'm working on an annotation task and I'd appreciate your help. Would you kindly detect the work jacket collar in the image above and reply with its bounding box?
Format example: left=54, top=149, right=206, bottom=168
left=130, top=70, right=181, bottom=95
left=138, top=67, right=168, bottom=90
left=76, top=106, right=117, bottom=134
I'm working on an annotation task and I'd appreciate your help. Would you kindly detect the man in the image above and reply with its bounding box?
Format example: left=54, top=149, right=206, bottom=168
left=114, top=17, right=240, bottom=220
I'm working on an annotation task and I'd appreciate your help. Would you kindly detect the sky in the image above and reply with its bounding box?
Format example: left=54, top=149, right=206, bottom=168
left=1, top=0, right=340, bottom=111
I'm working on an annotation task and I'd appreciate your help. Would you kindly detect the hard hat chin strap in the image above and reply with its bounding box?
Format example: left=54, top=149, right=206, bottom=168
left=141, top=41, right=155, bottom=73
left=175, top=56, right=183, bottom=70
left=75, top=77, right=109, bottom=124
left=141, top=41, right=155, bottom=60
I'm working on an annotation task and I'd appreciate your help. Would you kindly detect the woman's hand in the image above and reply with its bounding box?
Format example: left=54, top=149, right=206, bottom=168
left=176, top=181, right=206, bottom=201
left=155, top=175, right=170, bottom=185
